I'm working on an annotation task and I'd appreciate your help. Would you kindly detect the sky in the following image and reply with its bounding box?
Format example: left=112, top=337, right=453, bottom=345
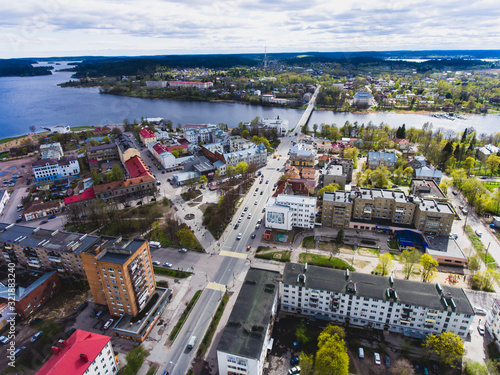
left=1, top=0, right=500, bottom=58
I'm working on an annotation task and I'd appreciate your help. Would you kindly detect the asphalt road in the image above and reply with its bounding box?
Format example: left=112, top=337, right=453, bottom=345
left=160, top=86, right=321, bottom=375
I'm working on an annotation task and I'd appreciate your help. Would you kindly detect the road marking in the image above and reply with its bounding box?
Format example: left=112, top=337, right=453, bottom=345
left=219, top=250, right=247, bottom=259
left=206, top=282, right=226, bottom=291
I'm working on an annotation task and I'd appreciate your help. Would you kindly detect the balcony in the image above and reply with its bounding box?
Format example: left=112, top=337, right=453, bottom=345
left=47, top=255, right=62, bottom=263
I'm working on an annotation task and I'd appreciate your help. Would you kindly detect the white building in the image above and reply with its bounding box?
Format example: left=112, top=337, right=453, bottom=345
left=36, top=329, right=118, bottom=375
left=223, top=143, right=267, bottom=170
left=217, top=268, right=279, bottom=375
left=281, top=263, right=474, bottom=340
left=265, top=195, right=317, bottom=230
left=184, top=125, right=223, bottom=145
left=148, top=142, right=177, bottom=169
left=0, top=190, right=10, bottom=216
left=229, top=137, right=254, bottom=152
left=261, top=118, right=289, bottom=137
left=168, top=80, right=213, bottom=89
left=32, top=157, right=80, bottom=183
left=486, top=298, right=500, bottom=348
left=40, top=142, right=64, bottom=160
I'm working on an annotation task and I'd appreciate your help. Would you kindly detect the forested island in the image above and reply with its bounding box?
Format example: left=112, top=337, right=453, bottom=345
left=0, top=59, right=53, bottom=77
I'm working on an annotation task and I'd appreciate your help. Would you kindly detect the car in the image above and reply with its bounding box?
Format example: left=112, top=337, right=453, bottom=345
left=254, top=200, right=258, bottom=205
left=276, top=168, right=280, bottom=171
left=161, top=171, right=165, bottom=174
left=292, top=341, right=301, bottom=349
left=234, top=223, right=239, bottom=229
left=65, top=328, right=77, bottom=338
left=265, top=180, right=269, bottom=184
left=137, top=201, right=143, bottom=206
left=251, top=233, right=256, bottom=239
left=29, top=317, right=44, bottom=325
left=48, top=215, right=56, bottom=219
left=236, top=233, right=242, bottom=240
left=290, top=356, right=300, bottom=366
left=432, top=363, right=440, bottom=373
left=241, top=212, right=245, bottom=217
left=167, top=178, right=171, bottom=182
left=244, top=206, right=249, bottom=212
left=248, top=213, right=252, bottom=219
left=14, top=346, right=26, bottom=358
left=246, top=245, right=251, bottom=251
left=157, top=182, right=161, bottom=186
left=449, top=233, right=458, bottom=240
left=413, top=362, right=420, bottom=372
left=238, top=218, right=242, bottom=223
left=153, top=261, right=161, bottom=266
left=255, top=224, right=261, bottom=230
left=423, top=366, right=429, bottom=375
left=178, top=248, right=187, bottom=253
left=452, top=191, right=458, bottom=195
left=475, top=229, right=482, bottom=237
left=288, top=366, right=301, bottom=375
left=256, top=188, right=259, bottom=192
left=103, top=319, right=114, bottom=330
left=163, top=262, right=173, bottom=268
left=0, top=336, right=10, bottom=345
left=31, top=331, right=43, bottom=342
left=162, top=371, right=169, bottom=375
left=478, top=326, right=485, bottom=335
left=253, top=192, right=257, bottom=196
left=259, top=180, right=263, bottom=184
left=385, top=355, right=391, bottom=367
left=260, top=191, right=263, bottom=195
left=257, top=218, right=262, bottom=224
left=474, top=306, right=487, bottom=315
left=16, top=215, right=22, bottom=223
left=374, top=352, right=381, bottom=365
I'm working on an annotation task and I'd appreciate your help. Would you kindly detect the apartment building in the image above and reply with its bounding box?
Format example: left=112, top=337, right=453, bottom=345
left=115, top=134, right=139, bottom=164
left=37, top=330, right=118, bottom=375
left=0, top=190, right=10, bottom=216
left=40, top=142, right=64, bottom=160
left=139, top=128, right=157, bottom=147
left=217, top=268, right=279, bottom=375
left=169, top=80, right=213, bottom=89
left=23, top=200, right=63, bottom=221
left=229, top=137, right=254, bottom=152
left=148, top=142, right=176, bottom=169
left=93, top=175, right=157, bottom=201
left=410, top=179, right=447, bottom=200
left=86, top=143, right=118, bottom=162
left=265, top=195, right=317, bottom=230
left=486, top=299, right=500, bottom=347
left=0, top=223, right=101, bottom=276
left=289, top=144, right=316, bottom=167
left=367, top=151, right=398, bottom=169
left=322, top=188, right=455, bottom=236
left=32, top=157, right=80, bottom=183
left=323, top=165, right=346, bottom=189
left=281, top=263, right=474, bottom=339
left=81, top=236, right=156, bottom=317
left=224, top=143, right=268, bottom=170
left=329, top=158, right=354, bottom=183
left=184, top=124, right=223, bottom=145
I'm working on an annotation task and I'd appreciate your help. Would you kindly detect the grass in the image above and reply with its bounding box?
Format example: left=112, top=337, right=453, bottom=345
left=298, top=253, right=355, bottom=271
left=484, top=182, right=500, bottom=192
left=197, top=293, right=229, bottom=357
left=256, top=246, right=271, bottom=253
left=358, top=247, right=380, bottom=257
left=0, top=135, right=25, bottom=144
left=153, top=267, right=192, bottom=278
left=146, top=366, right=158, bottom=375
left=117, top=346, right=148, bottom=375
left=318, top=241, right=338, bottom=252
left=302, top=236, right=315, bottom=249
left=169, top=290, right=202, bottom=342
left=255, top=250, right=291, bottom=262
left=465, top=226, right=497, bottom=268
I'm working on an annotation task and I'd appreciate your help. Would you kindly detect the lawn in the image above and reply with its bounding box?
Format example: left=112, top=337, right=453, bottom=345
left=484, top=182, right=500, bottom=192
left=153, top=267, right=192, bottom=278
left=465, top=226, right=497, bottom=268
left=358, top=247, right=380, bottom=257
left=197, top=293, right=229, bottom=357
left=298, top=253, right=355, bottom=271
left=255, top=251, right=291, bottom=262
left=169, top=290, right=202, bottom=342
left=302, top=236, right=315, bottom=249
left=318, top=241, right=338, bottom=252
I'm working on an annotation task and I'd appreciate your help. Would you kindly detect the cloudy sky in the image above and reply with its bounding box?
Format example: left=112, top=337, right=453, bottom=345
left=1, top=0, right=499, bottom=58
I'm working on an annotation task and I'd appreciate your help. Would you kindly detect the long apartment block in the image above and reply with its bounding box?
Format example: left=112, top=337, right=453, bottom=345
left=281, top=263, right=474, bottom=339
left=322, top=188, right=454, bottom=236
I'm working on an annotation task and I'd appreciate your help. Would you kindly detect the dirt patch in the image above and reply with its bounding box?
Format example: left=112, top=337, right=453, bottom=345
left=339, top=245, right=355, bottom=254
left=358, top=249, right=379, bottom=257
left=318, top=241, right=338, bottom=252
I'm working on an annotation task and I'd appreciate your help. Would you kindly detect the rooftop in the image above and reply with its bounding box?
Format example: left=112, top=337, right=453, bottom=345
left=64, top=187, right=96, bottom=205
left=139, top=128, right=156, bottom=139
left=92, top=236, right=147, bottom=265
left=217, top=268, right=280, bottom=359
left=125, top=156, right=152, bottom=179
left=275, top=194, right=317, bottom=206
left=0, top=271, right=57, bottom=302
left=283, top=263, right=474, bottom=315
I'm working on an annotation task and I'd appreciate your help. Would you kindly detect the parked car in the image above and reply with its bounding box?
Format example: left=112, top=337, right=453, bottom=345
left=236, top=233, right=242, bottom=240
left=374, top=352, right=381, bottom=365
left=475, top=229, right=482, bottom=237
left=288, top=367, right=300, bottom=375
left=48, top=215, right=56, bottom=219
left=0, top=336, right=10, bottom=344
left=163, top=262, right=173, bottom=268
left=474, top=306, right=487, bottom=315
left=16, top=215, right=22, bottom=223
left=29, top=317, right=44, bottom=325
left=246, top=245, right=251, bottom=251
left=103, top=319, right=114, bottom=330
left=178, top=248, right=187, bottom=253
left=432, top=363, right=440, bottom=373
left=385, top=355, right=391, bottom=367
left=40, top=220, right=48, bottom=224
left=478, top=326, right=486, bottom=335
left=153, top=261, right=161, bottom=266
left=31, top=331, right=43, bottom=342
left=251, top=233, right=256, bottom=239
left=234, top=223, right=239, bottom=230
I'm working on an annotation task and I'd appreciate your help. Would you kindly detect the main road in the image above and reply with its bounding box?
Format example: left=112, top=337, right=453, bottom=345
left=160, top=85, right=320, bottom=375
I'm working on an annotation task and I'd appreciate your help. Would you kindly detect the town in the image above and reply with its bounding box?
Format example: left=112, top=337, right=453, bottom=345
left=0, top=86, right=500, bottom=375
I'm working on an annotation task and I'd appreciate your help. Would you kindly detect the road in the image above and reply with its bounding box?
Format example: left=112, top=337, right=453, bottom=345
left=159, top=85, right=321, bottom=375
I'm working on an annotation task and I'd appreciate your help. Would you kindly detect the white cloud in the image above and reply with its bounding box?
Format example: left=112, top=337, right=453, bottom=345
left=0, top=0, right=499, bottom=57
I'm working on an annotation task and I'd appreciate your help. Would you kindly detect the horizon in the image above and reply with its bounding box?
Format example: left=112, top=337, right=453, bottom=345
left=1, top=0, right=500, bottom=59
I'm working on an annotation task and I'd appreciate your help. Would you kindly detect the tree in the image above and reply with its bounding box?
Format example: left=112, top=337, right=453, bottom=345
left=176, top=227, right=197, bottom=248
left=389, top=358, right=415, bottom=375
left=375, top=253, right=394, bottom=276
left=199, top=175, right=208, bottom=186
left=29, top=125, right=36, bottom=133
left=468, top=255, right=480, bottom=273
left=313, top=123, right=318, bottom=136
left=102, top=136, right=111, bottom=144
left=486, top=154, right=500, bottom=176
left=403, top=166, right=413, bottom=180
left=464, top=157, right=475, bottom=175
left=343, top=147, right=359, bottom=162
left=111, top=127, right=122, bottom=135
left=401, top=250, right=421, bottom=279
left=464, top=360, right=489, bottom=375
left=318, top=183, right=341, bottom=197
left=370, top=166, right=390, bottom=188
left=295, top=322, right=311, bottom=345
left=107, top=164, right=123, bottom=182
left=336, top=228, right=344, bottom=244
left=420, top=254, right=438, bottom=283
left=423, top=331, right=464, bottom=367
left=242, top=129, right=250, bottom=139
left=471, top=268, right=500, bottom=291
left=315, top=325, right=349, bottom=375
left=298, top=353, right=314, bottom=375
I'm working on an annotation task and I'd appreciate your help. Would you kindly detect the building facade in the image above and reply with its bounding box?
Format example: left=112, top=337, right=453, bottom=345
left=265, top=195, right=317, bottom=230
left=149, top=142, right=176, bottom=169
left=32, top=157, right=80, bottom=183
left=289, top=144, right=316, bottom=167
left=23, top=200, right=63, bottom=221
left=0, top=190, right=10, bottom=216
left=367, top=151, right=398, bottom=169
left=40, top=142, right=64, bottom=160
left=139, top=128, right=157, bottom=147
left=86, top=143, right=118, bottom=162
left=281, top=263, right=474, bottom=339
left=115, top=134, right=139, bottom=164
left=93, top=176, right=157, bottom=202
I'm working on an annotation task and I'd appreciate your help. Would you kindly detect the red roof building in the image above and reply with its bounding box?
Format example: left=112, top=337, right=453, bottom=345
left=166, top=144, right=188, bottom=153
left=139, top=128, right=157, bottom=146
left=125, top=156, right=152, bottom=179
left=64, top=187, right=96, bottom=205
left=37, top=330, right=117, bottom=375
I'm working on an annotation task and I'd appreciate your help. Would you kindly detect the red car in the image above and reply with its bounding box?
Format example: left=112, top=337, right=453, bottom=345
left=246, top=245, right=251, bottom=251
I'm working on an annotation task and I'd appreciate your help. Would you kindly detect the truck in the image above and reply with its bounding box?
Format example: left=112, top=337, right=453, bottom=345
left=187, top=335, right=197, bottom=350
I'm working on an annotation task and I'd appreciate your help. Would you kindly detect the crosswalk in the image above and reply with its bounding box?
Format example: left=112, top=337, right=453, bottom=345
left=219, top=250, right=248, bottom=259
left=206, top=282, right=226, bottom=292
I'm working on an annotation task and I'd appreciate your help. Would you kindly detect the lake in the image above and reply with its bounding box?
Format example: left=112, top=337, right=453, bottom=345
left=0, top=61, right=498, bottom=139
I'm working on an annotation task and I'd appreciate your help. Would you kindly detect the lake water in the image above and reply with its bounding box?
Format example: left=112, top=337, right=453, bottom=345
left=0, top=61, right=498, bottom=139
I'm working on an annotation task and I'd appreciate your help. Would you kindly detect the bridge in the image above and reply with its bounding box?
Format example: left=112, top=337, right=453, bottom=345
left=292, top=84, right=321, bottom=134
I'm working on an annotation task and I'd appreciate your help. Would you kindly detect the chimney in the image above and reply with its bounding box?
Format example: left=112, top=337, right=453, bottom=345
left=58, top=339, right=68, bottom=347
left=80, top=353, right=89, bottom=362
left=51, top=346, right=61, bottom=355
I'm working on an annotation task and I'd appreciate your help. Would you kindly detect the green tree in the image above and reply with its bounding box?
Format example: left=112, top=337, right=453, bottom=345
left=423, top=331, right=464, bottom=367
left=468, top=255, right=480, bottom=273
left=389, top=358, right=415, bottom=375
left=464, top=157, right=475, bottom=176
left=315, top=325, right=349, bottom=375
left=102, top=136, right=111, bottom=144
left=295, top=322, right=311, bottom=345
left=235, top=162, right=249, bottom=176
left=403, top=166, right=413, bottom=180
left=298, top=353, right=314, bottom=375
left=242, top=129, right=250, bottom=139
left=464, top=360, right=489, bottom=375
left=471, top=269, right=500, bottom=291
left=107, top=164, right=124, bottom=182
left=171, top=150, right=179, bottom=158
left=420, top=254, right=438, bottom=283
left=375, top=253, right=394, bottom=276
left=401, top=250, right=421, bottom=279
left=176, top=227, right=196, bottom=248
left=336, top=228, right=344, bottom=244
left=313, top=123, right=318, bottom=136
left=370, top=166, right=390, bottom=188
left=318, top=183, right=341, bottom=197
left=199, top=175, right=208, bottom=186
left=343, top=146, right=359, bottom=161
left=486, top=154, right=500, bottom=176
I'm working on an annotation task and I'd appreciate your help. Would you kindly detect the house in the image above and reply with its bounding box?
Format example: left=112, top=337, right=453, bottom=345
left=393, top=138, right=410, bottom=150
left=0, top=272, right=61, bottom=319
left=23, top=200, right=63, bottom=221
left=367, top=151, right=398, bottom=169
left=139, top=128, right=157, bottom=147
left=64, top=187, right=96, bottom=206
left=93, top=176, right=157, bottom=201
left=149, top=143, right=176, bottom=170
left=86, top=143, right=118, bottom=162
left=353, top=92, right=374, bottom=106
left=301, top=167, right=315, bottom=180
left=289, top=144, right=316, bottom=167
left=415, top=167, right=443, bottom=184
left=40, top=142, right=64, bottom=160
left=323, top=165, right=346, bottom=189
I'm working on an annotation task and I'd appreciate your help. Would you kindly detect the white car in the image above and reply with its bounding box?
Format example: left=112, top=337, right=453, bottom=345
left=474, top=306, right=487, bottom=315
left=103, top=319, right=114, bottom=330
left=248, top=213, right=252, bottom=219
left=478, top=326, right=486, bottom=335
left=475, top=230, right=482, bottom=237
left=374, top=352, right=381, bottom=365
left=153, top=261, right=161, bottom=266
left=236, top=233, right=242, bottom=240
left=254, top=200, right=258, bottom=205
left=163, top=262, right=173, bottom=268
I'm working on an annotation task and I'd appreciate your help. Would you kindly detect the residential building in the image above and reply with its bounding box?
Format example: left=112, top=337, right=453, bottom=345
left=261, top=118, right=289, bottom=136
left=223, top=143, right=268, bottom=170
left=32, top=157, right=80, bottom=183
left=410, top=179, right=446, bottom=200
left=168, top=80, right=213, bottom=89
left=486, top=299, right=500, bottom=348
left=124, top=156, right=152, bottom=179
left=393, top=138, right=410, bottom=150
left=81, top=236, right=156, bottom=317
left=353, top=92, right=374, bottom=106
left=301, top=167, right=316, bottom=180
left=478, top=144, right=500, bottom=159
left=0, top=190, right=10, bottom=216
left=86, top=143, right=118, bottom=162
left=415, top=167, right=443, bottom=184
left=0, top=271, right=61, bottom=319
left=229, top=137, right=254, bottom=152
left=40, top=142, right=64, bottom=160
left=23, top=200, right=63, bottom=221
left=328, top=158, right=353, bottom=182
left=281, top=263, right=474, bottom=339
left=217, top=268, right=279, bottom=375
left=64, top=187, right=96, bottom=206
left=184, top=124, right=223, bottom=145
left=265, top=195, right=317, bottom=230
left=36, top=330, right=118, bottom=375
left=139, top=128, right=157, bottom=147
left=289, top=144, right=316, bottom=167
left=323, top=165, right=347, bottom=189
left=367, top=151, right=398, bottom=169
left=146, top=80, right=167, bottom=88
left=322, top=188, right=455, bottom=236
left=93, top=175, right=157, bottom=201
left=0, top=303, right=15, bottom=330
left=115, top=134, right=139, bottom=164
left=148, top=142, right=176, bottom=169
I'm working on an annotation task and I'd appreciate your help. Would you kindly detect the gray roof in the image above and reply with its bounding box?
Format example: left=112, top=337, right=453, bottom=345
left=95, top=236, right=147, bottom=265
left=0, top=271, right=57, bottom=302
left=283, top=263, right=474, bottom=315
left=415, top=167, right=443, bottom=179
left=217, top=268, right=280, bottom=359
left=368, top=151, right=397, bottom=163
left=87, top=143, right=117, bottom=152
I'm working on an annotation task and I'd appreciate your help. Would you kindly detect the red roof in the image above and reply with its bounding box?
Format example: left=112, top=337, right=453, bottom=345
left=139, top=128, right=156, bottom=139
left=125, top=156, right=152, bottom=179
left=88, top=159, right=99, bottom=165
left=153, top=143, right=169, bottom=155
left=166, top=144, right=188, bottom=152
left=37, top=330, right=111, bottom=375
left=64, top=187, right=96, bottom=204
